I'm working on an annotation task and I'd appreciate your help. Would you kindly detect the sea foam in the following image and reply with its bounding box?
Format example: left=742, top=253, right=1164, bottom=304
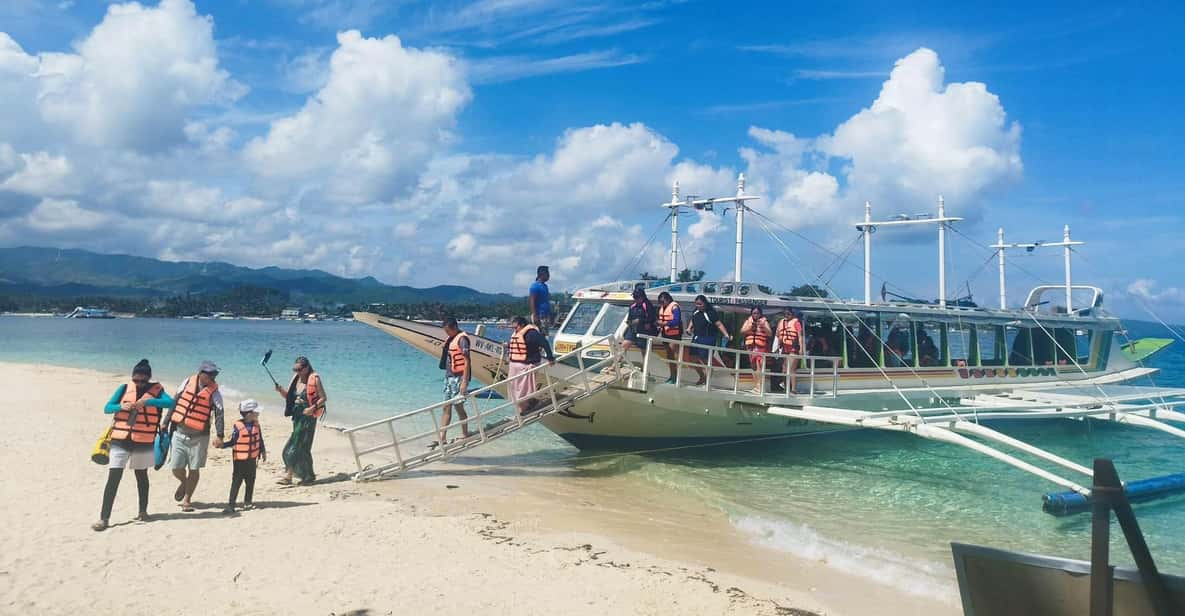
left=732, top=514, right=959, bottom=603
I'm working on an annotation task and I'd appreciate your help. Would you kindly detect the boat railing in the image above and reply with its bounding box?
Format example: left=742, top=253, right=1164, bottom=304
left=342, top=332, right=628, bottom=479
left=635, top=334, right=842, bottom=398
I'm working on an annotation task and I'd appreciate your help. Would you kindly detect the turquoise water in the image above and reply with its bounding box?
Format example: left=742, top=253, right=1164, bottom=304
left=4, top=315, right=1183, bottom=599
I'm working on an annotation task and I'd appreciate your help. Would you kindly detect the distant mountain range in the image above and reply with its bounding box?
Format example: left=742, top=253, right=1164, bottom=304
left=0, top=246, right=518, bottom=305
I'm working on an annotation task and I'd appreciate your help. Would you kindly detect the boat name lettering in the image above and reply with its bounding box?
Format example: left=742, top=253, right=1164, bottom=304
left=709, top=296, right=768, bottom=307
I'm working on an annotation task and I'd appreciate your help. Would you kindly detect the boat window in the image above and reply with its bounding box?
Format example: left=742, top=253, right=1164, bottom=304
left=916, top=321, right=947, bottom=367
left=684, top=283, right=698, bottom=293
left=1075, top=329, right=1093, bottom=365
left=1007, top=326, right=1033, bottom=366
left=977, top=324, right=1005, bottom=366
left=702, top=282, right=717, bottom=294
left=1054, top=328, right=1076, bottom=365
left=804, top=314, right=841, bottom=368
left=720, top=283, right=734, bottom=295
left=559, top=302, right=602, bottom=336
left=843, top=313, right=880, bottom=368
left=948, top=324, right=974, bottom=367
left=590, top=304, right=629, bottom=337
left=668, top=285, right=683, bottom=293
left=1032, top=327, right=1056, bottom=365
left=882, top=317, right=914, bottom=367
left=739, top=284, right=751, bottom=296
left=758, top=285, right=773, bottom=294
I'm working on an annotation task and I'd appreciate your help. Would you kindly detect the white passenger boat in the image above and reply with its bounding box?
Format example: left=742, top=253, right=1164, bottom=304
left=352, top=175, right=1185, bottom=509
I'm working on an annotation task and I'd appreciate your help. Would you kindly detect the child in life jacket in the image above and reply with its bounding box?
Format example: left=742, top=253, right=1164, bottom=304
left=216, top=399, right=266, bottom=514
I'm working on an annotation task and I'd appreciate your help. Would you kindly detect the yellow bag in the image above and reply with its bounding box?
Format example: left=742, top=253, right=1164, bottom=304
left=91, top=426, right=112, bottom=465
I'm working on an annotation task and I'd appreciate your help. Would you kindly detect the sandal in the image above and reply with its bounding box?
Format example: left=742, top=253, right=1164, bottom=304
left=174, top=484, right=186, bottom=501
left=91, top=520, right=108, bottom=532
left=135, top=512, right=151, bottom=523
left=180, top=504, right=194, bottom=512
left=275, top=478, right=293, bottom=486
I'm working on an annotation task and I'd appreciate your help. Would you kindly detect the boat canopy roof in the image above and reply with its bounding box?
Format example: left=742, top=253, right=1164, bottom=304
left=569, top=279, right=1115, bottom=327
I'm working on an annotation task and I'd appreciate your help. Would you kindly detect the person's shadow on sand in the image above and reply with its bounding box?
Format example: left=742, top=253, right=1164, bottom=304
left=104, top=500, right=315, bottom=527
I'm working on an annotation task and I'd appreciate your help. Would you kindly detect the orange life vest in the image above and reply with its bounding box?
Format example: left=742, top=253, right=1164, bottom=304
left=110, top=381, right=163, bottom=445
left=777, top=317, right=802, bottom=352
left=288, top=372, right=325, bottom=418
left=171, top=375, right=218, bottom=433
left=448, top=333, right=470, bottom=374
left=658, top=302, right=682, bottom=337
left=232, top=419, right=262, bottom=461
left=745, top=317, right=770, bottom=350
left=508, top=325, right=539, bottom=363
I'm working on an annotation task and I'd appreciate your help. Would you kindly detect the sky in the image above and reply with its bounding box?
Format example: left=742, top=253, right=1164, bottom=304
left=1, top=0, right=1183, bottom=320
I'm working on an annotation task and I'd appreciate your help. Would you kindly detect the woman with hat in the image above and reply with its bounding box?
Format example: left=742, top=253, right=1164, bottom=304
left=93, top=359, right=174, bottom=531
left=274, top=356, right=326, bottom=486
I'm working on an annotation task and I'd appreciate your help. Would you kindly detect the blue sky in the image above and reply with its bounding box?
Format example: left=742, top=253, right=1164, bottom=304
left=1, top=1, right=1182, bottom=320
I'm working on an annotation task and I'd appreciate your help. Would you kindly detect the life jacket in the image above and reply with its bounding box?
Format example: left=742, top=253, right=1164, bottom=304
left=288, top=372, right=325, bottom=419
left=508, top=325, right=539, bottom=363
left=448, top=333, right=470, bottom=374
left=232, top=420, right=262, bottom=461
left=745, top=317, right=770, bottom=350
left=777, top=317, right=802, bottom=352
left=659, top=302, right=682, bottom=337
left=171, top=375, right=218, bottom=433
left=110, top=382, right=163, bottom=445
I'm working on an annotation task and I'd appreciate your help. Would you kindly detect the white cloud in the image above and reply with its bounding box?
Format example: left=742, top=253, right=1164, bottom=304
left=820, top=47, right=1022, bottom=213
left=0, top=149, right=77, bottom=196
left=1127, top=279, right=1185, bottom=305
left=244, top=30, right=471, bottom=206
left=23, top=198, right=110, bottom=233
left=33, top=0, right=242, bottom=151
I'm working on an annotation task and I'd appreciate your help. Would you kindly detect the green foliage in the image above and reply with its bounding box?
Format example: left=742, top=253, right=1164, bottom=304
left=676, top=268, right=705, bottom=282
left=788, top=284, right=829, bottom=298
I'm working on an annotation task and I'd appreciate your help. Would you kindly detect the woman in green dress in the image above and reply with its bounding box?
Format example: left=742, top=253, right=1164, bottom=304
left=274, top=356, right=326, bottom=485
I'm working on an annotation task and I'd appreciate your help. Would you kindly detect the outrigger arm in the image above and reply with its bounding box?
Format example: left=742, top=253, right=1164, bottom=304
left=767, top=385, right=1185, bottom=514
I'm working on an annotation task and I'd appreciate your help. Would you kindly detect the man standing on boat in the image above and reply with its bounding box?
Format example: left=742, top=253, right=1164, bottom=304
left=437, top=318, right=473, bottom=445
left=775, top=308, right=804, bottom=393
left=507, top=316, right=556, bottom=415
left=528, top=266, right=553, bottom=336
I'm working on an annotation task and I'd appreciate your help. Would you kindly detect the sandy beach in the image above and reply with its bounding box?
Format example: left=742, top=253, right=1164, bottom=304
left=0, top=362, right=956, bottom=615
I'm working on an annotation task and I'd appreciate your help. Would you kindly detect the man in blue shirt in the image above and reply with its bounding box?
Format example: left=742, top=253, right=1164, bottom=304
left=528, top=265, right=552, bottom=335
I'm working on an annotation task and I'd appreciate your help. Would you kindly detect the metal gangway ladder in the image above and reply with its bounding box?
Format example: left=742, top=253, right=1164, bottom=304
left=343, top=333, right=630, bottom=480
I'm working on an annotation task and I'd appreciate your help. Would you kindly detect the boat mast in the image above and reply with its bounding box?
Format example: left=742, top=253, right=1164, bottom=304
left=663, top=174, right=759, bottom=284
left=991, top=226, right=1084, bottom=314
left=669, top=181, right=680, bottom=282
left=734, top=173, right=745, bottom=283
left=853, top=196, right=962, bottom=307
left=859, top=201, right=873, bottom=305
left=938, top=196, right=948, bottom=308
left=995, top=228, right=1007, bottom=309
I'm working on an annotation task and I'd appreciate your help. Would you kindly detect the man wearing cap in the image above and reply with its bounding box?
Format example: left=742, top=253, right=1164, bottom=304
left=162, top=360, right=225, bottom=512
left=528, top=265, right=553, bottom=336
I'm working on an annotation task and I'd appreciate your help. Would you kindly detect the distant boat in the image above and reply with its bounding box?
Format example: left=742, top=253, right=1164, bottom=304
left=64, top=306, right=115, bottom=319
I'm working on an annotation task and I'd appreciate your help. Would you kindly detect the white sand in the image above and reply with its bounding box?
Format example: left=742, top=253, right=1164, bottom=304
left=0, top=362, right=957, bottom=615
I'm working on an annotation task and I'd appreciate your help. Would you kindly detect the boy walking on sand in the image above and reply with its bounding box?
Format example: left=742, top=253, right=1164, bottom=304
left=216, top=399, right=266, bottom=514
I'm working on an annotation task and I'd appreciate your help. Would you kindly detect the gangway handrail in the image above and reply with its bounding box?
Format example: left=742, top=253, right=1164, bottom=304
left=635, top=333, right=842, bottom=398
left=344, top=332, right=630, bottom=479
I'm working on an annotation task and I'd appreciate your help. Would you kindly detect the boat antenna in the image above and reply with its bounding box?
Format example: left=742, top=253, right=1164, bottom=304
left=853, top=196, right=963, bottom=307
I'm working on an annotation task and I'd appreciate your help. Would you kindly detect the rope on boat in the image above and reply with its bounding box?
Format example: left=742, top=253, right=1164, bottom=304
left=612, top=212, right=672, bottom=282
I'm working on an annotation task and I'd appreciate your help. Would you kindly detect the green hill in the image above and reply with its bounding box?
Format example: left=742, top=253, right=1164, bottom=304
left=0, top=246, right=516, bottom=305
